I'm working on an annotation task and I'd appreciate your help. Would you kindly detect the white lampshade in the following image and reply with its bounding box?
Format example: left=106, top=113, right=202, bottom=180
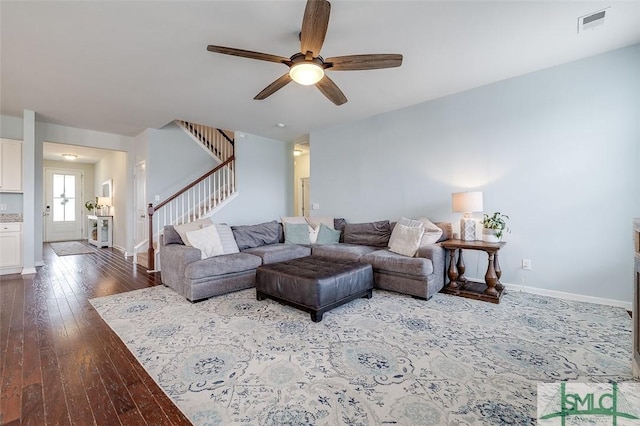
left=289, top=62, right=325, bottom=85
left=452, top=191, right=483, bottom=241
left=97, top=197, right=111, bottom=207
left=451, top=191, right=484, bottom=213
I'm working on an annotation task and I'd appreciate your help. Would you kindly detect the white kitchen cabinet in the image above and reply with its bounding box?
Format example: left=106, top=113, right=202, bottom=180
left=0, top=138, right=22, bottom=192
left=0, top=222, right=23, bottom=274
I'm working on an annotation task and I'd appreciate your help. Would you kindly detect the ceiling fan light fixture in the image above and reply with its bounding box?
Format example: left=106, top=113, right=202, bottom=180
left=289, top=62, right=324, bottom=85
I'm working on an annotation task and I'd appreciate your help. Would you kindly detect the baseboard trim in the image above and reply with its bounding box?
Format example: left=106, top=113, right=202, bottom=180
left=502, top=282, right=632, bottom=311
left=21, top=267, right=37, bottom=275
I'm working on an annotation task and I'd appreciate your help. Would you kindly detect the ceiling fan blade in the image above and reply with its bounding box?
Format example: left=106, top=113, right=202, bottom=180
left=316, top=75, right=347, bottom=106
left=300, top=0, right=331, bottom=57
left=254, top=74, right=293, bottom=100
left=207, top=45, right=290, bottom=64
left=325, top=54, right=403, bottom=71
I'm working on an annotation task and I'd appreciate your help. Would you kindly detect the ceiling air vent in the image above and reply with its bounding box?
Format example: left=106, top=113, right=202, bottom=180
left=578, top=8, right=609, bottom=33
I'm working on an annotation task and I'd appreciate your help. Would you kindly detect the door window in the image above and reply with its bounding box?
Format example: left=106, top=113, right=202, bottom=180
left=52, top=173, right=77, bottom=222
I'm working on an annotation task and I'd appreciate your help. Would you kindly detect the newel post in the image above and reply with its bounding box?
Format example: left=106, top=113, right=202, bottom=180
left=147, top=203, right=155, bottom=270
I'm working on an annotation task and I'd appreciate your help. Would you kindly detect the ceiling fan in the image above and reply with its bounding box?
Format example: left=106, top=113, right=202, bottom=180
left=206, top=0, right=403, bottom=106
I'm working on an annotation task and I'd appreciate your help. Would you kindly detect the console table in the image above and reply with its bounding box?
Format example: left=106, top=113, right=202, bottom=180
left=87, top=215, right=113, bottom=248
left=440, top=239, right=506, bottom=303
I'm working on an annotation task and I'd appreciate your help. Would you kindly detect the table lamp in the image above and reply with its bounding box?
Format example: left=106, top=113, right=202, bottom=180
left=452, top=191, right=483, bottom=241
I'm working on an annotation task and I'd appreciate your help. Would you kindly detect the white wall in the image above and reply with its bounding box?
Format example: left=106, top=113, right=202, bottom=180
left=147, top=122, right=217, bottom=204
left=212, top=133, right=293, bottom=225
left=310, top=44, right=640, bottom=304
left=95, top=151, right=127, bottom=250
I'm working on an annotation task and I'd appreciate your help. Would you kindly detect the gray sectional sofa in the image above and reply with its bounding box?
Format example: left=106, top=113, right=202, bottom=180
left=159, top=218, right=452, bottom=302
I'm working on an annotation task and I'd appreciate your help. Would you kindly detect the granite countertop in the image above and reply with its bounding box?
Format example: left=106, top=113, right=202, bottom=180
left=0, top=214, right=23, bottom=223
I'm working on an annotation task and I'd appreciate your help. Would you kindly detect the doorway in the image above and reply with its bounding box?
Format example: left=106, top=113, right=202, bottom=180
left=300, top=177, right=310, bottom=217
left=44, top=168, right=84, bottom=241
left=134, top=162, right=148, bottom=245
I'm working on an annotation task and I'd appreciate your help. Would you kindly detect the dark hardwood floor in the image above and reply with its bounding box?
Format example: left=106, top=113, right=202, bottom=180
left=0, top=243, right=192, bottom=425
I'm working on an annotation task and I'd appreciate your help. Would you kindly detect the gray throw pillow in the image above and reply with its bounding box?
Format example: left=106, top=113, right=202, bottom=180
left=163, top=225, right=184, bottom=245
left=334, top=218, right=347, bottom=243
left=231, top=220, right=280, bottom=250
left=343, top=220, right=391, bottom=248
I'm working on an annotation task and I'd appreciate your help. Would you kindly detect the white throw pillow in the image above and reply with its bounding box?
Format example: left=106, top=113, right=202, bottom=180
left=280, top=216, right=308, bottom=226
left=417, top=217, right=443, bottom=245
left=186, top=225, right=224, bottom=259
left=214, top=224, right=239, bottom=254
left=308, top=225, right=320, bottom=244
left=174, top=217, right=214, bottom=246
left=306, top=216, right=334, bottom=230
left=389, top=217, right=424, bottom=248
left=389, top=224, right=425, bottom=257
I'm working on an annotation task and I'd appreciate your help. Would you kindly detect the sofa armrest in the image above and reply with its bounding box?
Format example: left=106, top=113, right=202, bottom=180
left=159, top=244, right=201, bottom=294
left=416, top=244, right=446, bottom=289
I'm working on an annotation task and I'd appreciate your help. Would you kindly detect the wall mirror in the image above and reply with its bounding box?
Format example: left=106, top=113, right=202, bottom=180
left=101, top=179, right=112, bottom=201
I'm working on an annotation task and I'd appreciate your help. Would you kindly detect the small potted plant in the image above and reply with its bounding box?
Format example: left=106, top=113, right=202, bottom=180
left=84, top=197, right=98, bottom=214
left=480, top=212, right=510, bottom=243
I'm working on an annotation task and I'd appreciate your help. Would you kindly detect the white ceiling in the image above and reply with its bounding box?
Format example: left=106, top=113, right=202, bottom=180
left=42, top=142, right=118, bottom=164
left=2, top=1, right=639, bottom=143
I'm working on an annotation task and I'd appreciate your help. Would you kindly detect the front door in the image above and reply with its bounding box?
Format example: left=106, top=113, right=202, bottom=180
left=44, top=168, right=84, bottom=242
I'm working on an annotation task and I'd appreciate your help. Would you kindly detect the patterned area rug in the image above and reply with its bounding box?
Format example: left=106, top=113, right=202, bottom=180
left=49, top=241, right=96, bottom=256
left=89, top=286, right=638, bottom=425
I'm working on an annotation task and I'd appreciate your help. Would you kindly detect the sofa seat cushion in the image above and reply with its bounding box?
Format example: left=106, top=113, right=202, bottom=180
left=185, top=253, right=262, bottom=279
left=311, top=244, right=378, bottom=262
left=243, top=244, right=311, bottom=264
left=360, top=249, right=434, bottom=276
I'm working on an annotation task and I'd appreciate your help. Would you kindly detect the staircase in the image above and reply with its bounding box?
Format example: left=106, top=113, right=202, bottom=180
left=137, top=121, right=236, bottom=271
left=175, top=120, right=234, bottom=163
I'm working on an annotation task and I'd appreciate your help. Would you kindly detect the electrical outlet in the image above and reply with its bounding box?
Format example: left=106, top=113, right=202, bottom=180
left=311, top=203, right=320, bottom=210
left=0, top=204, right=6, bottom=211
left=522, top=259, right=532, bottom=270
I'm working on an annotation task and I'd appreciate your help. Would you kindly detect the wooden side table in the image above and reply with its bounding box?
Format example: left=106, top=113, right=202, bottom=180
left=440, top=239, right=506, bottom=303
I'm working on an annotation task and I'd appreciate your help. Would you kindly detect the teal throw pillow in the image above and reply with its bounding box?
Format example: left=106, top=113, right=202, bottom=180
left=316, top=224, right=341, bottom=244
left=284, top=223, right=311, bottom=244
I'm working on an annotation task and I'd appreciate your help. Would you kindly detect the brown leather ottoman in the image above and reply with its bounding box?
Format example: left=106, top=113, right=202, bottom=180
left=255, top=256, right=373, bottom=322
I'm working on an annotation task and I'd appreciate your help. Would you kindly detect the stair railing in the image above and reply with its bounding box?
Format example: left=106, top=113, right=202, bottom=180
left=176, top=120, right=234, bottom=163
left=147, top=156, right=235, bottom=270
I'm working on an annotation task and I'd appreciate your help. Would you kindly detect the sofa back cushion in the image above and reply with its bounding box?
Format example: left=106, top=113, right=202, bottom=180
left=232, top=220, right=280, bottom=250
left=334, top=218, right=347, bottom=242
left=434, top=222, right=453, bottom=242
left=343, top=220, right=392, bottom=248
